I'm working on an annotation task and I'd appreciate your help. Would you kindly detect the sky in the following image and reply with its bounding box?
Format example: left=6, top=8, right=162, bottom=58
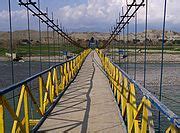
left=0, top=0, right=180, bottom=32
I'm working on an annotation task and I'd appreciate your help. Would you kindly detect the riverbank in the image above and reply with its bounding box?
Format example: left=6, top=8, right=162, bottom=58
left=0, top=55, right=75, bottom=62
left=1, top=52, right=180, bottom=63
left=112, top=53, right=180, bottom=63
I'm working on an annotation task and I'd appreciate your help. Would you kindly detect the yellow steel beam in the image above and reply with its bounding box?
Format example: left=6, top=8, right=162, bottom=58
left=39, top=76, right=44, bottom=114
left=24, top=89, right=30, bottom=132
left=12, top=85, right=25, bottom=132
left=29, top=119, right=39, bottom=126
left=0, top=97, right=5, bottom=133
left=1, top=96, right=25, bottom=132
left=25, top=86, right=43, bottom=116
left=0, top=49, right=91, bottom=132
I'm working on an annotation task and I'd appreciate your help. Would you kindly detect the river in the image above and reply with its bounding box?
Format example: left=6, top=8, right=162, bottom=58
left=0, top=61, right=179, bottom=131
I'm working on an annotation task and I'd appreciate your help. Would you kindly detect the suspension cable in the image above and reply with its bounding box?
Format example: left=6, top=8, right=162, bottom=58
left=158, top=0, right=167, bottom=131
left=60, top=23, right=64, bottom=62
left=63, top=26, right=66, bottom=61
left=46, top=7, right=50, bottom=68
left=126, top=0, right=129, bottom=74
left=26, top=1, right=31, bottom=78
left=38, top=0, right=42, bottom=71
left=62, top=28, right=65, bottom=61
left=113, top=28, right=115, bottom=62
left=118, top=33, right=121, bottom=65
left=26, top=0, right=33, bottom=119
left=144, top=0, right=148, bottom=88
left=122, top=7, right=126, bottom=71
left=55, top=31, right=57, bottom=63
left=51, top=12, right=56, bottom=64
left=115, top=19, right=118, bottom=64
left=134, top=1, right=138, bottom=80
left=8, top=0, right=15, bottom=111
left=126, top=22, right=129, bottom=74
left=111, top=27, right=113, bottom=61
left=57, top=19, right=60, bottom=63
left=66, top=29, right=69, bottom=58
left=118, top=12, right=121, bottom=65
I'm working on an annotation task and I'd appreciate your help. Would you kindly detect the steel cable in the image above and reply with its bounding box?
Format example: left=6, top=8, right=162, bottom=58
left=26, top=0, right=33, bottom=119
left=144, top=0, right=148, bottom=88
left=38, top=0, right=42, bottom=71
left=46, top=7, right=50, bottom=68
left=158, top=0, right=168, bottom=131
left=8, top=0, right=16, bottom=111
left=134, top=1, right=137, bottom=80
left=126, top=0, right=129, bottom=74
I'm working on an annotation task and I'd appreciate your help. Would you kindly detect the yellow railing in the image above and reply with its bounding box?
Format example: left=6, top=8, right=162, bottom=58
left=0, top=49, right=91, bottom=133
left=96, top=49, right=179, bottom=133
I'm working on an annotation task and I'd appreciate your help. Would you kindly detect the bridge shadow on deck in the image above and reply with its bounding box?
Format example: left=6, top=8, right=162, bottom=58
left=38, top=60, right=95, bottom=132
left=38, top=52, right=125, bottom=132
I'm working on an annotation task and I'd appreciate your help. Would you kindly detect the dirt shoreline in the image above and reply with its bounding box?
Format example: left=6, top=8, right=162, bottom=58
left=0, top=53, right=180, bottom=63
left=0, top=55, right=68, bottom=62
left=112, top=53, right=180, bottom=64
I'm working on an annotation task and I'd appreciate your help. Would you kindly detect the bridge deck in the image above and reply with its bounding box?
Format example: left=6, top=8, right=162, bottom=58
left=38, top=51, right=126, bottom=132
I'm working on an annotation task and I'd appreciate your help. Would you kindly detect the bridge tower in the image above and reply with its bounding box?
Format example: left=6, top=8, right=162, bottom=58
left=88, top=37, right=98, bottom=49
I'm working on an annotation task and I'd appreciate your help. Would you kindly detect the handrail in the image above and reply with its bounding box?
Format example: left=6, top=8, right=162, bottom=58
left=113, top=62, right=180, bottom=128
left=96, top=49, right=179, bottom=132
left=0, top=49, right=91, bottom=133
left=0, top=55, right=77, bottom=95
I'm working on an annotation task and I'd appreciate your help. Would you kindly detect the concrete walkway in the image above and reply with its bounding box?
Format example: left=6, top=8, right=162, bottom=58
left=38, top=51, right=126, bottom=133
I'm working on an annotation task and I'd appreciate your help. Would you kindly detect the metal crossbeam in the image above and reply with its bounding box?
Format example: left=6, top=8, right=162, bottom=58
left=102, top=0, right=144, bottom=48
left=121, top=15, right=135, bottom=18
left=18, top=0, right=85, bottom=49
left=32, top=13, right=47, bottom=16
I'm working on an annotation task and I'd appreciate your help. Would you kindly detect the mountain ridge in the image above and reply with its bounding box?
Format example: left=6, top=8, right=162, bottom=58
left=0, top=29, right=180, bottom=48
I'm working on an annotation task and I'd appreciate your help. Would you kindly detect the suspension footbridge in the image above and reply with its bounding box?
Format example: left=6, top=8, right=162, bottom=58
left=0, top=0, right=180, bottom=133
left=38, top=51, right=126, bottom=132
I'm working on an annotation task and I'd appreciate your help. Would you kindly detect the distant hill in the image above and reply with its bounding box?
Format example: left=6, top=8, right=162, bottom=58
left=70, top=32, right=110, bottom=41
left=0, top=29, right=180, bottom=49
left=70, top=30, right=180, bottom=41
left=136, top=30, right=180, bottom=41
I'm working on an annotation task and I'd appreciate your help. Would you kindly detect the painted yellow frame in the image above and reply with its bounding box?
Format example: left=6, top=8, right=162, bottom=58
left=96, top=49, right=179, bottom=133
left=0, top=49, right=91, bottom=133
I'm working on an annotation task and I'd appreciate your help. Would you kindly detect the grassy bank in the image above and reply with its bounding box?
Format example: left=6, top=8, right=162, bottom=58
left=108, top=44, right=180, bottom=54
left=0, top=43, right=83, bottom=57
left=0, top=48, right=8, bottom=56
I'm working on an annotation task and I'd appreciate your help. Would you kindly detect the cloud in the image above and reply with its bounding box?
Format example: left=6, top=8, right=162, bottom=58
left=55, top=0, right=180, bottom=31
left=0, top=9, right=28, bottom=30
left=0, top=0, right=180, bottom=32
left=55, top=0, right=124, bottom=30
left=0, top=9, right=43, bottom=31
left=136, top=0, right=180, bottom=25
left=0, top=9, right=27, bottom=21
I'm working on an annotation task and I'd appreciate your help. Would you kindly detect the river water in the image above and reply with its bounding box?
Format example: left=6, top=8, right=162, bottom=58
left=0, top=61, right=179, bottom=131
left=119, top=63, right=180, bottom=115
left=0, top=61, right=52, bottom=88
left=119, top=62, right=180, bottom=131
